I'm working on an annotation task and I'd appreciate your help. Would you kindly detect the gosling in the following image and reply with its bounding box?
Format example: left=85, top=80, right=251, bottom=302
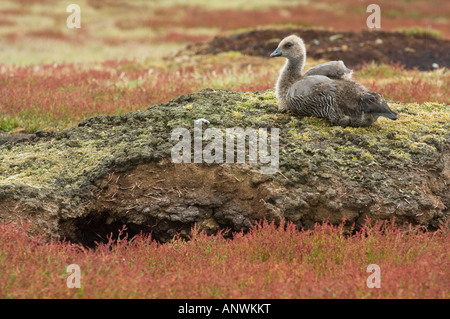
left=270, top=35, right=398, bottom=127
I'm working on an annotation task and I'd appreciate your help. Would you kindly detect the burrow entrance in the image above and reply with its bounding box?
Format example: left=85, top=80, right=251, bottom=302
left=57, top=161, right=278, bottom=247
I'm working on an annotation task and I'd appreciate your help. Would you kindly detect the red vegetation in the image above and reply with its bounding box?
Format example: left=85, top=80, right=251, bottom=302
left=0, top=59, right=446, bottom=132
left=0, top=19, right=16, bottom=27
left=0, top=8, right=31, bottom=15
left=0, top=60, right=273, bottom=131
left=354, top=62, right=450, bottom=104
left=122, top=2, right=450, bottom=38
left=155, top=31, right=213, bottom=44
left=26, top=29, right=71, bottom=41
left=0, top=219, right=448, bottom=298
left=13, top=0, right=53, bottom=4
left=366, top=78, right=447, bottom=104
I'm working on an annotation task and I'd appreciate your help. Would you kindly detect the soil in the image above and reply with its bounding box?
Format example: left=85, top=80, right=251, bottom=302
left=0, top=89, right=448, bottom=246
left=0, top=131, right=54, bottom=146
left=185, top=29, right=450, bottom=70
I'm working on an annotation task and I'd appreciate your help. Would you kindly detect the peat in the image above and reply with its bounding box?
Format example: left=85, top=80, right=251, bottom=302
left=185, top=29, right=450, bottom=70
left=0, top=89, right=448, bottom=246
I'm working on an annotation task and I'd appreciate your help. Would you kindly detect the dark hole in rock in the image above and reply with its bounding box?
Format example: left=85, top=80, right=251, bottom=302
left=59, top=211, right=201, bottom=248
left=55, top=162, right=277, bottom=247
left=60, top=213, right=152, bottom=248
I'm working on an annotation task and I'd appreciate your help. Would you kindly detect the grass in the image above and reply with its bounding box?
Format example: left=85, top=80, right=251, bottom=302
left=0, top=56, right=277, bottom=132
left=354, top=62, right=449, bottom=104
left=397, top=26, right=444, bottom=39
left=0, top=219, right=448, bottom=298
left=0, top=0, right=449, bottom=300
left=1, top=0, right=448, bottom=65
left=0, top=57, right=448, bottom=133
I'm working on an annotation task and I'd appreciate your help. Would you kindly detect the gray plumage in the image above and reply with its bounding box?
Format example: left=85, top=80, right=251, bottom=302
left=304, top=60, right=353, bottom=80
left=270, top=35, right=398, bottom=127
left=287, top=77, right=396, bottom=126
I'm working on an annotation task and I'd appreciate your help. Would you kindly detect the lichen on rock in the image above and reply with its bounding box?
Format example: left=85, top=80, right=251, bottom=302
left=0, top=89, right=448, bottom=245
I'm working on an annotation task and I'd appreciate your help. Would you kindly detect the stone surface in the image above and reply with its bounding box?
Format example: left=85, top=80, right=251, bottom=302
left=0, top=89, right=448, bottom=245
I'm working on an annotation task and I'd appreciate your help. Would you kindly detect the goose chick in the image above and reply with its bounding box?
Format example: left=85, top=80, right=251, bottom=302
left=270, top=35, right=398, bottom=127
left=270, top=36, right=351, bottom=112
left=304, top=60, right=353, bottom=80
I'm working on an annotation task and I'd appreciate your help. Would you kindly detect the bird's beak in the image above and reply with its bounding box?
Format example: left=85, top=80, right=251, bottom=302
left=270, top=47, right=282, bottom=57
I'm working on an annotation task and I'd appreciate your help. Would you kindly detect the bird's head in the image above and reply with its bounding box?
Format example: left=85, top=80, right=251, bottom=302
left=270, top=35, right=306, bottom=61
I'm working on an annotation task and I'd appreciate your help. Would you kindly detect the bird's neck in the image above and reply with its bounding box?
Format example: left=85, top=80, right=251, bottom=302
left=275, top=57, right=305, bottom=110
left=286, top=56, right=305, bottom=75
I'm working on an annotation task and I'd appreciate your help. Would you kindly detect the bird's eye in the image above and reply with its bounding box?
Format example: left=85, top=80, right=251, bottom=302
left=285, top=43, right=293, bottom=48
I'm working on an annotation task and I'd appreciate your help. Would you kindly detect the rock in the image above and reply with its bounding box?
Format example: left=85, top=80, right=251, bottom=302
left=329, top=34, right=343, bottom=41
left=324, top=188, right=337, bottom=199
left=0, top=89, right=448, bottom=246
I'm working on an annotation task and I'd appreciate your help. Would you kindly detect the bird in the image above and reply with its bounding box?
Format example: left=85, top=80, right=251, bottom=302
left=303, top=60, right=353, bottom=80
left=270, top=35, right=398, bottom=127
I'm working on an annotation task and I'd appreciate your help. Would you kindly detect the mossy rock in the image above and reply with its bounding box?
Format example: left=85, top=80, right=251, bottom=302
left=0, top=89, right=448, bottom=245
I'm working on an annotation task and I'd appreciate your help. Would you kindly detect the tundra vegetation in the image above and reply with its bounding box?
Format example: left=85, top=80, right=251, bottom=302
left=0, top=0, right=449, bottom=298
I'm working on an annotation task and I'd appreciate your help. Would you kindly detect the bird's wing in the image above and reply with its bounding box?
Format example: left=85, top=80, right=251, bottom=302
left=287, top=75, right=335, bottom=97
left=304, top=61, right=352, bottom=80
left=286, top=75, right=337, bottom=117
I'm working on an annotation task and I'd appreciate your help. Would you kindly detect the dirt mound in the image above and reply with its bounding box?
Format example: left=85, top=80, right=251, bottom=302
left=0, top=89, right=449, bottom=246
left=0, top=131, right=54, bottom=146
left=185, top=29, right=450, bottom=70
left=60, top=161, right=277, bottom=246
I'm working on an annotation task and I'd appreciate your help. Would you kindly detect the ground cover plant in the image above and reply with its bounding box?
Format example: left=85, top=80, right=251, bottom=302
left=0, top=219, right=448, bottom=298
left=0, top=0, right=449, bottom=299
left=1, top=0, right=448, bottom=65
left=1, top=58, right=448, bottom=132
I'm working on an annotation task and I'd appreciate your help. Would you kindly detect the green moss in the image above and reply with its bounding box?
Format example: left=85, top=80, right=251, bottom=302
left=0, top=89, right=448, bottom=203
left=397, top=27, right=443, bottom=39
